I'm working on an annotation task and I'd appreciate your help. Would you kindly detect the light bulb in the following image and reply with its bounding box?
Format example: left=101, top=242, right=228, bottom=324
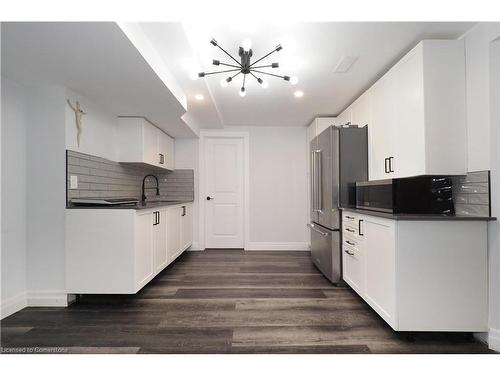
left=290, top=76, right=299, bottom=85
left=261, top=80, right=269, bottom=89
left=241, top=38, right=252, bottom=52
left=294, top=90, right=304, bottom=98
left=239, top=88, right=246, bottom=97
left=220, top=79, right=228, bottom=88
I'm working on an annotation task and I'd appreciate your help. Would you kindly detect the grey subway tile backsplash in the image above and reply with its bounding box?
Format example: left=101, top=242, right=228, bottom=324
left=66, top=150, right=194, bottom=205
left=451, top=171, right=490, bottom=217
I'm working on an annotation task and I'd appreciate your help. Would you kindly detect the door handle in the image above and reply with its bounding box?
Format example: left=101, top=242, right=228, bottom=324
left=311, top=151, right=317, bottom=211
left=315, top=150, right=323, bottom=211
left=358, top=219, right=364, bottom=236
left=389, top=156, right=394, bottom=173
left=159, top=153, right=164, bottom=164
left=307, top=223, right=329, bottom=237
left=182, top=206, right=186, bottom=216
left=206, top=196, right=214, bottom=201
left=384, top=157, right=389, bottom=173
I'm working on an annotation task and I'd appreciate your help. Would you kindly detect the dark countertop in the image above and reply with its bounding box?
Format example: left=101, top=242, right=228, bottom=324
left=341, top=207, right=496, bottom=221
left=67, top=200, right=193, bottom=211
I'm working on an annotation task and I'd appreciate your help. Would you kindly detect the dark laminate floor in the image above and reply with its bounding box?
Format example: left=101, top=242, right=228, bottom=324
left=0, top=250, right=493, bottom=354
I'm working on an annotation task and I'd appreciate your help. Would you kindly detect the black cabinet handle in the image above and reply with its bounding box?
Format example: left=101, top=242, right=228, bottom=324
left=182, top=206, right=186, bottom=217
left=358, top=219, right=364, bottom=236
left=206, top=196, right=214, bottom=201
left=384, top=157, right=389, bottom=173
left=159, top=154, right=165, bottom=164
left=389, top=157, right=394, bottom=173
left=157, top=211, right=160, bottom=224
left=153, top=211, right=157, bottom=226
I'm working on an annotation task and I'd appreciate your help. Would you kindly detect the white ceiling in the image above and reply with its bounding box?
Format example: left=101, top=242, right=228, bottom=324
left=1, top=22, right=195, bottom=137
left=140, top=21, right=475, bottom=128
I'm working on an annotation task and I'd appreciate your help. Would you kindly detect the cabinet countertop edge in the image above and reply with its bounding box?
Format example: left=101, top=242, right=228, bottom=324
left=341, top=207, right=496, bottom=221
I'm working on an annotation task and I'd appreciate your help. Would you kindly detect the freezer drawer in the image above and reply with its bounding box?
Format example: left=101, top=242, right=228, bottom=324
left=309, top=222, right=341, bottom=283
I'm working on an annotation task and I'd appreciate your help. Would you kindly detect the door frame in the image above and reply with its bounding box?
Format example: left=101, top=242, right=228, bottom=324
left=198, top=131, right=250, bottom=250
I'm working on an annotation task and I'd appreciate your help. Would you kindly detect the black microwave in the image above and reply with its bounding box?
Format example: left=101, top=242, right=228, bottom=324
left=356, top=176, right=455, bottom=215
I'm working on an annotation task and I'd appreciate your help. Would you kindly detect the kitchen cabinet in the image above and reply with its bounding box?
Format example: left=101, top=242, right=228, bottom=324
left=351, top=90, right=371, bottom=127
left=335, top=107, right=352, bottom=127
left=117, top=117, right=175, bottom=171
left=363, top=216, right=397, bottom=327
left=66, top=203, right=192, bottom=294
left=368, top=40, right=466, bottom=180
left=181, top=203, right=193, bottom=251
left=135, top=211, right=155, bottom=289
left=152, top=209, right=168, bottom=273
left=167, top=203, right=193, bottom=262
left=342, top=209, right=488, bottom=331
left=166, top=205, right=182, bottom=262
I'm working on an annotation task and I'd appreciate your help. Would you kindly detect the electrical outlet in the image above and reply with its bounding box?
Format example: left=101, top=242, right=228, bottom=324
left=70, top=175, right=78, bottom=189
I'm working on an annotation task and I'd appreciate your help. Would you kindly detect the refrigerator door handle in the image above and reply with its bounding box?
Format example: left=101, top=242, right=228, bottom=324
left=313, top=150, right=323, bottom=212
left=311, top=150, right=317, bottom=211
left=307, top=223, right=329, bottom=236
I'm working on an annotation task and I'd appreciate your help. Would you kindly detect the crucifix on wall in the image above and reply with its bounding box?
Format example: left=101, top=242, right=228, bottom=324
left=67, top=99, right=86, bottom=147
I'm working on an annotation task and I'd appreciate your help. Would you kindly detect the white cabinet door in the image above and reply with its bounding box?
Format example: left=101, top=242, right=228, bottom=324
left=181, top=203, right=193, bottom=250
left=336, top=107, right=352, bottom=127
left=135, top=212, right=154, bottom=289
left=153, top=210, right=168, bottom=272
left=143, top=122, right=159, bottom=167
left=165, top=135, right=175, bottom=170
left=393, top=48, right=426, bottom=178
left=364, top=217, right=396, bottom=328
left=167, top=206, right=182, bottom=262
left=351, top=91, right=371, bottom=127
left=369, top=71, right=397, bottom=180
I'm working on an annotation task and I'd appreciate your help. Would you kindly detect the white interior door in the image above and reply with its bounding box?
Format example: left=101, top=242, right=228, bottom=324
left=204, top=137, right=244, bottom=248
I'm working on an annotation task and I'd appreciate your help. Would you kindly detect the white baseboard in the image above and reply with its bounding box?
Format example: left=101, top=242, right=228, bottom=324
left=489, top=328, right=500, bottom=352
left=26, top=290, right=68, bottom=307
left=0, top=292, right=28, bottom=319
left=245, top=242, right=310, bottom=251
left=188, top=242, right=203, bottom=251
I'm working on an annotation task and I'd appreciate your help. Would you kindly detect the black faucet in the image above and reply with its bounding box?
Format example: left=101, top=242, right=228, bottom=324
left=141, top=174, right=160, bottom=202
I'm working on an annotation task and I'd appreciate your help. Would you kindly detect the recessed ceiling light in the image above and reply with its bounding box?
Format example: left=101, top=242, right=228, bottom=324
left=194, top=94, right=204, bottom=101
left=294, top=90, right=304, bottom=98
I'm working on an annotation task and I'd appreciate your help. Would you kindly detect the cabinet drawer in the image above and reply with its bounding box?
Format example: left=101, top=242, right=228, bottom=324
left=343, top=245, right=364, bottom=294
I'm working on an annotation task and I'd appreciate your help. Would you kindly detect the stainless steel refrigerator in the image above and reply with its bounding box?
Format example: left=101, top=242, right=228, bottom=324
left=309, top=125, right=368, bottom=283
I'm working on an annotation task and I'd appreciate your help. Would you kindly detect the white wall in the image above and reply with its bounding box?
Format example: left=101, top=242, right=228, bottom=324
left=1, top=78, right=28, bottom=318
left=25, top=85, right=68, bottom=306
left=245, top=126, right=308, bottom=248
left=65, top=89, right=119, bottom=161
left=195, top=126, right=309, bottom=250
left=462, top=22, right=500, bottom=351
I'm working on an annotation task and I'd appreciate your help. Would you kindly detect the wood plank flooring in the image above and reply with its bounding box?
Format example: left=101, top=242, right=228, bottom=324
left=0, top=250, right=493, bottom=354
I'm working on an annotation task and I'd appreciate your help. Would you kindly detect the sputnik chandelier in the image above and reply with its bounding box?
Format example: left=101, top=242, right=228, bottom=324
left=197, top=38, right=298, bottom=97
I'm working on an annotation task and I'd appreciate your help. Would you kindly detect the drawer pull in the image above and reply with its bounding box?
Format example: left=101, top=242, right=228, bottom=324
left=345, top=215, right=355, bottom=220
left=345, top=240, right=355, bottom=246
left=345, top=228, right=355, bottom=233
left=344, top=249, right=354, bottom=256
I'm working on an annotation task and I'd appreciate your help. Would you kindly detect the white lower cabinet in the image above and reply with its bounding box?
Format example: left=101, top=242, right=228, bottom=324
left=342, top=210, right=488, bottom=331
left=66, top=203, right=193, bottom=294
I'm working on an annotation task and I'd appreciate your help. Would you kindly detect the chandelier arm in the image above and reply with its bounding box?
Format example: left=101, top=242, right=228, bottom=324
left=214, top=44, right=242, bottom=66
left=230, top=71, right=242, bottom=79
left=242, top=73, right=246, bottom=89
left=202, top=68, right=241, bottom=76
left=251, top=69, right=287, bottom=79
left=219, top=62, right=241, bottom=68
left=250, top=64, right=275, bottom=69
left=249, top=48, right=279, bottom=68
left=249, top=71, right=261, bottom=82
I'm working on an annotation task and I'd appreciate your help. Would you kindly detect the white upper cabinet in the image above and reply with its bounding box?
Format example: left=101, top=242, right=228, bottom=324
left=368, top=40, right=467, bottom=180
left=117, top=117, right=175, bottom=171
left=351, top=90, right=371, bottom=128
left=335, top=107, right=352, bottom=127
left=307, top=117, right=336, bottom=143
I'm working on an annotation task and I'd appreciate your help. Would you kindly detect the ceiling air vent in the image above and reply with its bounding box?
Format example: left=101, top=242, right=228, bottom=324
left=333, top=56, right=359, bottom=73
